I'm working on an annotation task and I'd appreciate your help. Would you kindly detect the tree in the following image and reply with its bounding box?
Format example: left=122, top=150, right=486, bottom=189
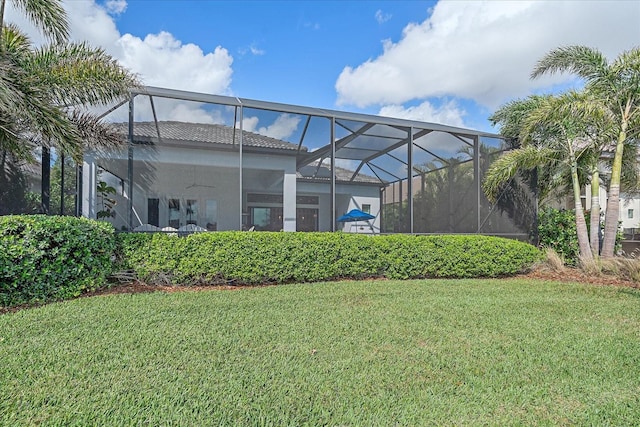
left=0, top=0, right=138, bottom=214
left=49, top=153, right=76, bottom=215
left=484, top=92, right=600, bottom=259
left=96, top=180, right=117, bottom=220
left=531, top=45, right=640, bottom=258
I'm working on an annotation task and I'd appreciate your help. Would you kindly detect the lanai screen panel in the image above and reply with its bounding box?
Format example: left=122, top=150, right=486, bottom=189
left=136, top=94, right=241, bottom=231
left=238, top=106, right=335, bottom=232
left=97, top=92, right=244, bottom=230
left=477, top=136, right=535, bottom=240
left=47, top=149, right=78, bottom=216
left=84, top=86, right=536, bottom=239
left=375, top=143, right=410, bottom=233
left=331, top=120, right=410, bottom=232
left=240, top=106, right=303, bottom=231
left=410, top=130, right=478, bottom=233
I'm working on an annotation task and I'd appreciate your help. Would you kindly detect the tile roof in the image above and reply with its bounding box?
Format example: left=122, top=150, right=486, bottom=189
left=297, top=161, right=380, bottom=184
left=110, top=121, right=303, bottom=152
left=109, top=121, right=379, bottom=185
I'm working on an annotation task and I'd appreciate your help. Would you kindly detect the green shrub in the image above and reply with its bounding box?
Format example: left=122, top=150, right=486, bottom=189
left=0, top=215, right=115, bottom=307
left=538, top=208, right=622, bottom=265
left=115, top=232, right=541, bottom=285
left=538, top=208, right=579, bottom=266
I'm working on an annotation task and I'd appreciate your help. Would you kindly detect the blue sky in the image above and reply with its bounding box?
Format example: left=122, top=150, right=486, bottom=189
left=7, top=0, right=640, bottom=132
left=112, top=1, right=433, bottom=108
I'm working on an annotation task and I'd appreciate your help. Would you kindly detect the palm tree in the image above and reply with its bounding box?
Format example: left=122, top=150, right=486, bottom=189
left=531, top=45, right=640, bottom=258
left=0, top=0, right=68, bottom=44
left=0, top=0, right=138, bottom=213
left=484, top=93, right=599, bottom=259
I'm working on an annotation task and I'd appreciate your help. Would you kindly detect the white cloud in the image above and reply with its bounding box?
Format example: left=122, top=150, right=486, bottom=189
left=303, top=21, right=320, bottom=31
left=162, top=103, right=221, bottom=124
left=378, top=100, right=466, bottom=128
left=258, top=114, right=301, bottom=139
left=117, top=32, right=233, bottom=94
left=336, top=0, right=640, bottom=109
left=105, top=0, right=127, bottom=15
left=6, top=1, right=236, bottom=97
left=375, top=10, right=392, bottom=24
left=239, top=43, right=266, bottom=57
left=65, top=1, right=124, bottom=51
left=238, top=114, right=301, bottom=140
left=239, top=116, right=260, bottom=133
left=250, top=45, right=265, bottom=56
left=5, top=1, right=236, bottom=124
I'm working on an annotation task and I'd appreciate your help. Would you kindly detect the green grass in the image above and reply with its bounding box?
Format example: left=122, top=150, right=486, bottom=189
left=1, top=279, right=639, bottom=426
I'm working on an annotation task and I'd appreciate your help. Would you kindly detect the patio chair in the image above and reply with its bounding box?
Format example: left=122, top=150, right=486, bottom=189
left=133, top=224, right=160, bottom=233
left=178, top=224, right=206, bottom=236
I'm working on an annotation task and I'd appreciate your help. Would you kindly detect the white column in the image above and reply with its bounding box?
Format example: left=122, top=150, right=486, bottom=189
left=282, top=171, right=297, bottom=231
left=82, top=155, right=97, bottom=219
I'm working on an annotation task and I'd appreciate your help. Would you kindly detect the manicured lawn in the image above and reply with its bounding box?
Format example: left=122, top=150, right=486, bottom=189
left=1, top=279, right=639, bottom=425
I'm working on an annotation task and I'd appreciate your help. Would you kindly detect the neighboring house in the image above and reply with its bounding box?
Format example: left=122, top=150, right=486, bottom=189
left=619, top=195, right=640, bottom=233
left=550, top=182, right=640, bottom=239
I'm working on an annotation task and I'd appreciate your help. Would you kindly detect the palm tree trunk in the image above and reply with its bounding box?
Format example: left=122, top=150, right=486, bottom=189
left=589, top=169, right=601, bottom=255
left=602, top=122, right=628, bottom=258
left=0, top=149, right=6, bottom=189
left=0, top=0, right=6, bottom=43
left=0, top=0, right=5, bottom=26
left=571, top=158, right=593, bottom=259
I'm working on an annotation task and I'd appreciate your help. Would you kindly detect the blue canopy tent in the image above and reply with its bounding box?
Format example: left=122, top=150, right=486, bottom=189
left=338, top=209, right=376, bottom=233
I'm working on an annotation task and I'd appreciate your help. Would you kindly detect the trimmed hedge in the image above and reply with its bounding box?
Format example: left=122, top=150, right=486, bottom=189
left=0, top=215, right=541, bottom=308
left=116, top=232, right=542, bottom=285
left=1, top=215, right=115, bottom=307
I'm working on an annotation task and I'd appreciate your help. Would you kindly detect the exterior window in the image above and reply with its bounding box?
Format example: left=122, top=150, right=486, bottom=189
left=186, top=199, right=198, bottom=225
left=362, top=204, right=371, bottom=214
left=168, top=199, right=180, bottom=228
left=205, top=200, right=217, bottom=231
left=629, top=209, right=634, bottom=219
left=250, top=207, right=283, bottom=231
left=147, top=198, right=159, bottom=227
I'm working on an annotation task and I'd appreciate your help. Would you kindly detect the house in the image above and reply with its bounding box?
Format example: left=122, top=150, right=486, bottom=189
left=85, top=121, right=381, bottom=232
left=77, top=86, right=534, bottom=238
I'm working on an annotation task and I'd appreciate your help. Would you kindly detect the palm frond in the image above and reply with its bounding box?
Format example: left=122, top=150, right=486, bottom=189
left=1, top=24, right=31, bottom=57
left=27, top=42, right=140, bottom=107
left=489, top=95, right=549, bottom=140
left=520, top=91, right=610, bottom=153
left=616, top=139, right=640, bottom=192
left=531, top=45, right=608, bottom=82
left=11, top=0, right=68, bottom=44
left=0, top=55, right=27, bottom=112
left=482, top=145, right=556, bottom=203
left=68, top=110, right=127, bottom=160
left=610, top=46, right=640, bottom=117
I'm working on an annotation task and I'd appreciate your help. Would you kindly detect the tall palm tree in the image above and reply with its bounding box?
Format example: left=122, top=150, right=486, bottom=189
left=532, top=45, right=640, bottom=258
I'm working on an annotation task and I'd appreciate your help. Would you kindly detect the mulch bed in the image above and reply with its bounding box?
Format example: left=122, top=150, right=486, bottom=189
left=92, top=268, right=639, bottom=298
left=3, top=269, right=637, bottom=315
left=517, top=268, right=640, bottom=289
